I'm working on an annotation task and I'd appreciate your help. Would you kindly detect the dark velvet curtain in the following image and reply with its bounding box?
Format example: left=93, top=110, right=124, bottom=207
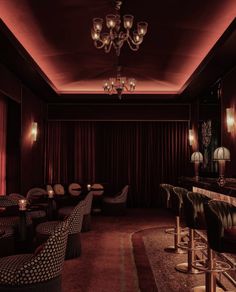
left=0, top=95, right=7, bottom=195
left=45, top=121, right=95, bottom=185
left=44, top=121, right=189, bottom=207
left=96, top=122, right=189, bottom=207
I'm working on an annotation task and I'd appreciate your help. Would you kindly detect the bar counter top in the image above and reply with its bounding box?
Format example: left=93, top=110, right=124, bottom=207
left=178, top=176, right=236, bottom=197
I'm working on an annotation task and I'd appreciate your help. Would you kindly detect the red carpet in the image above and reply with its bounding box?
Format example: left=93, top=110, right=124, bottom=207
left=62, top=209, right=174, bottom=292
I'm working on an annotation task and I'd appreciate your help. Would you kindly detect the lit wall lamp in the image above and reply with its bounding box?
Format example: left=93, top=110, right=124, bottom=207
left=213, top=146, right=230, bottom=187
left=32, top=122, right=38, bottom=142
left=191, top=151, right=203, bottom=181
left=226, top=107, right=235, bottom=133
left=189, top=129, right=194, bottom=146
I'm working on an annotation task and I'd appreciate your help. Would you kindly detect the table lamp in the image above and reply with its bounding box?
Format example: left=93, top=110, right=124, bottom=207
left=213, top=146, right=230, bottom=187
left=191, top=151, right=203, bottom=181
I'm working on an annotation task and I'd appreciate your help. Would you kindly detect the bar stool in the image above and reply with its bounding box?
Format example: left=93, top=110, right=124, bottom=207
left=176, top=191, right=209, bottom=274
left=164, top=186, right=189, bottom=254
left=160, top=184, right=175, bottom=234
left=192, top=200, right=235, bottom=292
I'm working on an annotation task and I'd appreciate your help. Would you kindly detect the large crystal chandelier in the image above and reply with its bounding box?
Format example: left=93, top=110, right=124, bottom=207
left=103, top=66, right=136, bottom=100
left=91, top=0, right=148, bottom=56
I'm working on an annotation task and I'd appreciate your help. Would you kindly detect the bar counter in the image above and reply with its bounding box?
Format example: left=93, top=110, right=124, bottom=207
left=178, top=176, right=236, bottom=205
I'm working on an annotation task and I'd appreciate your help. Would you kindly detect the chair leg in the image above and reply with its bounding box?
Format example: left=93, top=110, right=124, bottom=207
left=191, top=248, right=223, bottom=292
left=175, top=228, right=204, bottom=274
left=164, top=216, right=186, bottom=254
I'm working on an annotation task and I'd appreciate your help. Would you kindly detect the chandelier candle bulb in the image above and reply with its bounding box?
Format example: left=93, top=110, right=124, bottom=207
left=87, top=184, right=91, bottom=191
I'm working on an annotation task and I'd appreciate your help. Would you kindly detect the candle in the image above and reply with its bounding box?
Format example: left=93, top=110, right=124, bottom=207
left=87, top=184, right=91, bottom=191
left=48, top=190, right=54, bottom=198
left=18, top=199, right=27, bottom=211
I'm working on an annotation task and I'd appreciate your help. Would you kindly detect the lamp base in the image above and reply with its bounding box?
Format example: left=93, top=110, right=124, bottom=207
left=217, top=175, right=226, bottom=187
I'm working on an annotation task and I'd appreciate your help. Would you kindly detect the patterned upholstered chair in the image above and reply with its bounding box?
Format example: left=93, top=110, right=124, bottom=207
left=102, top=185, right=129, bottom=216
left=68, top=183, right=82, bottom=196
left=58, top=192, right=94, bottom=232
left=53, top=184, right=65, bottom=196
left=36, top=200, right=84, bottom=259
left=0, top=196, right=18, bottom=215
left=0, top=220, right=69, bottom=292
left=0, top=226, right=15, bottom=257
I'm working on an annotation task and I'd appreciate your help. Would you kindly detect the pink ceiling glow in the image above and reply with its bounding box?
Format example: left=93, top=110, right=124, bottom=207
left=0, top=0, right=235, bottom=94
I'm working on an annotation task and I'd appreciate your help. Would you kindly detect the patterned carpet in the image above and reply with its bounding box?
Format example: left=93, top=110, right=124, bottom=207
left=62, top=209, right=236, bottom=292
left=132, top=227, right=236, bottom=292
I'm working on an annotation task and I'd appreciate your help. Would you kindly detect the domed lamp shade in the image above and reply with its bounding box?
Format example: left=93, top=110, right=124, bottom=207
left=213, top=147, right=230, bottom=186
left=191, top=151, right=203, bottom=181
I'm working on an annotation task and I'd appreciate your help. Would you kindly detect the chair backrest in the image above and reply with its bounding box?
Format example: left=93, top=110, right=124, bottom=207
left=8, top=193, right=25, bottom=203
left=26, top=187, right=47, bottom=202
left=68, top=183, right=82, bottom=196
left=204, top=200, right=236, bottom=252
left=0, top=196, right=17, bottom=207
left=184, top=192, right=210, bottom=229
left=91, top=183, right=104, bottom=196
left=53, top=184, right=65, bottom=195
left=81, top=191, right=93, bottom=215
left=160, top=184, right=174, bottom=201
left=111, top=185, right=129, bottom=203
left=67, top=200, right=84, bottom=234
left=46, top=184, right=54, bottom=193
left=17, top=220, right=69, bottom=285
left=171, top=187, right=188, bottom=215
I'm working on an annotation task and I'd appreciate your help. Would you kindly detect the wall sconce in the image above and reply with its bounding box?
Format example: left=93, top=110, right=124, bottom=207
left=213, top=146, right=230, bottom=187
left=189, top=129, right=194, bottom=146
left=32, top=122, right=38, bottom=142
left=226, top=107, right=234, bottom=133
left=191, top=151, right=203, bottom=181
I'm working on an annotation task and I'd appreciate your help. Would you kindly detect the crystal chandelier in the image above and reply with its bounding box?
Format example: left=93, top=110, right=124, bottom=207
left=91, top=0, right=148, bottom=56
left=103, top=66, right=136, bottom=100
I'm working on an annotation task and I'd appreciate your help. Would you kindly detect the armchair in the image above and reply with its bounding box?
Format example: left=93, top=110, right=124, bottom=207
left=102, top=185, right=129, bottom=216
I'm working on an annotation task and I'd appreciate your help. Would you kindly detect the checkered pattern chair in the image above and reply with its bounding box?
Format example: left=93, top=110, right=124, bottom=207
left=58, top=191, right=93, bottom=232
left=102, top=185, right=129, bottom=215
left=0, top=220, right=69, bottom=292
left=0, top=226, right=15, bottom=257
left=36, top=200, right=84, bottom=259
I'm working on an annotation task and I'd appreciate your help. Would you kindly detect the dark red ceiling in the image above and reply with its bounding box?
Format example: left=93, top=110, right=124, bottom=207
left=0, top=0, right=235, bottom=95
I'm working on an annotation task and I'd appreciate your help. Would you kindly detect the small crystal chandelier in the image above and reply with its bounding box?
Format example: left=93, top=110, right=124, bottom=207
left=103, top=66, right=136, bottom=100
left=91, top=0, right=148, bottom=56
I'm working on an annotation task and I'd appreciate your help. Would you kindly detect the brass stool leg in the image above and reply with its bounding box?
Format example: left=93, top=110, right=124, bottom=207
left=164, top=216, right=186, bottom=254
left=191, top=248, right=223, bottom=292
left=175, top=228, right=203, bottom=274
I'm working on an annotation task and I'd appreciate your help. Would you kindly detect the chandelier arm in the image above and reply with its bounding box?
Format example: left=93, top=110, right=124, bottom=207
left=126, top=38, right=139, bottom=51
left=104, top=41, right=113, bottom=53
left=127, top=34, right=143, bottom=46
left=94, top=40, right=107, bottom=49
